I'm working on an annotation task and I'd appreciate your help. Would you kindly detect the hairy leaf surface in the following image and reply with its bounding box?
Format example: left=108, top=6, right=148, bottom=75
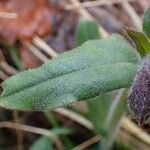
left=0, top=34, right=140, bottom=111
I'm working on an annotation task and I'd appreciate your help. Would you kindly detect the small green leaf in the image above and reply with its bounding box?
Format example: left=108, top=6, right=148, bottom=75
left=104, top=90, right=127, bottom=138
left=76, top=17, right=100, bottom=46
left=52, top=128, right=73, bottom=135
left=126, top=28, right=150, bottom=57
left=143, top=7, right=150, bottom=38
left=9, top=47, right=23, bottom=70
left=100, top=89, right=128, bottom=150
left=87, top=93, right=112, bottom=135
left=0, top=34, right=140, bottom=111
left=29, top=136, right=53, bottom=150
left=0, top=40, right=23, bottom=69
left=44, top=111, right=59, bottom=127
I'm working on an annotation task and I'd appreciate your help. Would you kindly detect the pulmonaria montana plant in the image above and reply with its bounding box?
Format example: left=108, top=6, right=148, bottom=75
left=0, top=7, right=150, bottom=129
left=126, top=6, right=150, bottom=126
left=128, top=58, right=150, bottom=126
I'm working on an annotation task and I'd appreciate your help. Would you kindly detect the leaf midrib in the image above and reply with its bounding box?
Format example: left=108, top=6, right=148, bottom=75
left=1, top=62, right=137, bottom=99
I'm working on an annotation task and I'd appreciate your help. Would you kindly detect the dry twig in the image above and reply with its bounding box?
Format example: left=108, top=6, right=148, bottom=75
left=121, top=0, right=142, bottom=30
left=121, top=117, right=150, bottom=146
left=27, top=43, right=49, bottom=63
left=33, top=36, right=58, bottom=58
left=13, top=111, right=24, bottom=150
left=0, top=12, right=17, bottom=19
left=66, top=0, right=136, bottom=10
left=0, top=70, right=8, bottom=80
left=0, top=121, right=63, bottom=150
left=0, top=61, right=18, bottom=75
left=54, top=108, right=93, bottom=130
left=72, top=135, right=100, bottom=150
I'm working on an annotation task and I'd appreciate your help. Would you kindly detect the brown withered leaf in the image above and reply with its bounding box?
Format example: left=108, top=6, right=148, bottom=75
left=0, top=0, right=63, bottom=44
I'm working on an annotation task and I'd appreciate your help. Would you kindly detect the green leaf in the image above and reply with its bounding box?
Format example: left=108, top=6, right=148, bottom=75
left=0, top=34, right=140, bottom=111
left=9, top=47, right=23, bottom=70
left=100, top=89, right=128, bottom=150
left=76, top=17, right=100, bottom=46
left=52, top=128, right=73, bottom=135
left=0, top=40, right=23, bottom=70
left=44, top=111, right=59, bottom=127
left=87, top=93, right=112, bottom=135
left=143, top=7, right=150, bottom=38
left=29, top=136, right=53, bottom=150
left=126, top=28, right=150, bottom=57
